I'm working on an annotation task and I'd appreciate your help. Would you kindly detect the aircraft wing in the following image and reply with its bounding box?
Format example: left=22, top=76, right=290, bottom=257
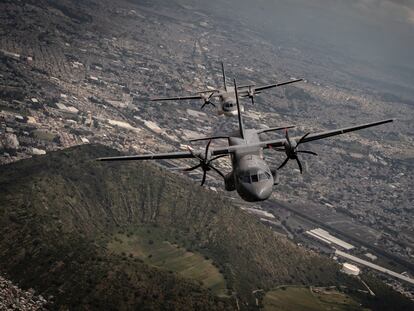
left=96, top=119, right=393, bottom=161
left=252, top=78, right=303, bottom=93
left=150, top=95, right=204, bottom=101
left=96, top=147, right=233, bottom=162
left=97, top=151, right=196, bottom=161
left=260, top=119, right=394, bottom=149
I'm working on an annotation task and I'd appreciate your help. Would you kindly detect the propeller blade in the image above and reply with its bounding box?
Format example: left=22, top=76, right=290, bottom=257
left=251, top=96, right=255, bottom=105
left=277, top=157, right=290, bottom=170
left=298, top=132, right=311, bottom=145
left=285, top=129, right=292, bottom=146
left=201, top=103, right=207, bottom=109
left=184, top=163, right=202, bottom=171
left=295, top=157, right=303, bottom=174
left=297, top=150, right=318, bottom=156
left=210, top=102, right=216, bottom=107
left=205, top=139, right=212, bottom=159
left=201, top=170, right=207, bottom=186
left=210, top=165, right=225, bottom=178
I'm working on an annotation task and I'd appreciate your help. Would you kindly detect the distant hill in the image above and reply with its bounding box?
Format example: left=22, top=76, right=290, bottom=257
left=0, top=144, right=412, bottom=310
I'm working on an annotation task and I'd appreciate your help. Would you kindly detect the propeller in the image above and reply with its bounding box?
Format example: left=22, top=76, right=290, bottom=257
left=276, top=129, right=317, bottom=174
left=200, top=92, right=216, bottom=109
left=184, top=140, right=226, bottom=186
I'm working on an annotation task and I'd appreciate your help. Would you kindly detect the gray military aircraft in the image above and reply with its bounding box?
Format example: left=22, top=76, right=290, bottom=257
left=98, top=79, right=393, bottom=202
left=150, top=62, right=302, bottom=117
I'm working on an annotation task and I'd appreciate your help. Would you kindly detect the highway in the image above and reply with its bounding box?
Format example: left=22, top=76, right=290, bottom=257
left=262, top=199, right=414, bottom=274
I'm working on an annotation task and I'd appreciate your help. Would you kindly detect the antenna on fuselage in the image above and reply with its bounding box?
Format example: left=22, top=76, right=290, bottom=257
left=221, top=62, right=227, bottom=92
left=233, top=79, right=245, bottom=140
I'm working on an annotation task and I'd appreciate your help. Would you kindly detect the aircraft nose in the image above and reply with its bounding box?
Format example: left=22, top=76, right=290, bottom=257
left=239, top=181, right=273, bottom=202
left=252, top=183, right=272, bottom=201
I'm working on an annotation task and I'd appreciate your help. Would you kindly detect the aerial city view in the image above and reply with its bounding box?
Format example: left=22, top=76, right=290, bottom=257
left=0, top=0, right=413, bottom=310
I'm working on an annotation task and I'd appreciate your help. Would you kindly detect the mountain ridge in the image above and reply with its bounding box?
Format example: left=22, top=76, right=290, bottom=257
left=0, top=144, right=412, bottom=310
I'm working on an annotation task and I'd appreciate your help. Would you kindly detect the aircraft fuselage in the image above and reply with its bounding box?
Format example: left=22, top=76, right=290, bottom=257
left=217, top=91, right=244, bottom=117
left=229, top=130, right=274, bottom=202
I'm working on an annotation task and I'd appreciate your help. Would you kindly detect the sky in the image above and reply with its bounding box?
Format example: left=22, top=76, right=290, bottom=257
left=182, top=0, right=414, bottom=95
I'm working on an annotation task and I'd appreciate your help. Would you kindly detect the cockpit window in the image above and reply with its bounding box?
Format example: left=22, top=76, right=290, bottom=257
left=259, top=172, right=271, bottom=181
left=240, top=174, right=251, bottom=183
left=251, top=174, right=259, bottom=183
left=240, top=170, right=271, bottom=183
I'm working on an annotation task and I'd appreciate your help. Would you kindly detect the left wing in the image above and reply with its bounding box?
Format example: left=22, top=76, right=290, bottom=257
left=259, top=119, right=394, bottom=149
left=97, top=151, right=195, bottom=162
left=96, top=147, right=232, bottom=162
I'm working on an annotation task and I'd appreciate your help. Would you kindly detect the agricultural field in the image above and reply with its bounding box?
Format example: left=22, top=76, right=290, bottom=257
left=264, top=286, right=366, bottom=311
left=108, top=227, right=227, bottom=297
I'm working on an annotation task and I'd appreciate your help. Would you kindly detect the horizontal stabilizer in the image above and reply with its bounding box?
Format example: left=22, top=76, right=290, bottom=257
left=189, top=136, right=230, bottom=143
left=256, top=125, right=295, bottom=134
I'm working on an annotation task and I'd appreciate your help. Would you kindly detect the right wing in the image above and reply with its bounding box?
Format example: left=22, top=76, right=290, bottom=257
left=297, top=119, right=394, bottom=144
left=259, top=119, right=394, bottom=149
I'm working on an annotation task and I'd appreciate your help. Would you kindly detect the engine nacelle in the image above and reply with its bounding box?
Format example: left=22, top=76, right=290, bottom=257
left=271, top=169, right=279, bottom=185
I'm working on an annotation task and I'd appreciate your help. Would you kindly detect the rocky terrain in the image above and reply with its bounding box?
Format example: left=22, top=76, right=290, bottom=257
left=0, top=275, right=47, bottom=310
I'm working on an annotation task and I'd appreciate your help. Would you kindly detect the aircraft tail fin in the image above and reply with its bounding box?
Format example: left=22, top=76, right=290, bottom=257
left=221, top=62, right=227, bottom=92
left=234, top=79, right=245, bottom=140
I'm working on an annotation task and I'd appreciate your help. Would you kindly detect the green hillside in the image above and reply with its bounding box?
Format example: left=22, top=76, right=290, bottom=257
left=0, top=144, right=412, bottom=310
left=108, top=227, right=227, bottom=296
left=264, top=286, right=365, bottom=311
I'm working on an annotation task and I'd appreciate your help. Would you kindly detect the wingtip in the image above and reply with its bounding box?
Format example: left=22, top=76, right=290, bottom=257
left=382, top=118, right=395, bottom=124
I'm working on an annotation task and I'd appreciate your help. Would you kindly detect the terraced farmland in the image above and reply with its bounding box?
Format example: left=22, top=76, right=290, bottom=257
left=264, top=286, right=365, bottom=311
left=108, top=227, right=227, bottom=297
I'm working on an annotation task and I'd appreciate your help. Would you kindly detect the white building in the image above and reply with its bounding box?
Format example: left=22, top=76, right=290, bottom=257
left=342, top=263, right=360, bottom=276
